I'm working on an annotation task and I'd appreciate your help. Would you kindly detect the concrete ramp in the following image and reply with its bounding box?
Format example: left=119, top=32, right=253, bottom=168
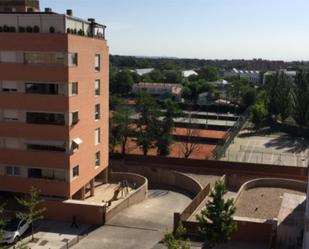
left=276, top=193, right=306, bottom=249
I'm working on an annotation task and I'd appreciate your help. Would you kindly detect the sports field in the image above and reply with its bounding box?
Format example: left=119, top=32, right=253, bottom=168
left=223, top=133, right=309, bottom=167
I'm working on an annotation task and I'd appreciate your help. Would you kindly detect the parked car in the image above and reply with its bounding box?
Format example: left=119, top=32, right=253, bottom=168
left=1, top=218, right=29, bottom=244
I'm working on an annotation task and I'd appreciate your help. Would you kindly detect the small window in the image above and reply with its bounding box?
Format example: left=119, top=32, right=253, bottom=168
left=95, top=104, right=100, bottom=120
left=71, top=111, right=79, bottom=126
left=95, top=151, right=100, bottom=166
left=28, top=168, right=42, bottom=178
left=71, top=82, right=78, bottom=95
left=73, top=165, right=79, bottom=178
left=95, top=54, right=100, bottom=71
left=68, top=53, right=78, bottom=67
left=2, top=81, right=17, bottom=92
left=3, top=110, right=18, bottom=121
left=95, top=128, right=100, bottom=145
left=5, top=166, right=20, bottom=176
left=95, top=80, right=100, bottom=96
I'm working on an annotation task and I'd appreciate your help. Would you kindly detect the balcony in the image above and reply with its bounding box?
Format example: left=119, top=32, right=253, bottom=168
left=0, top=11, right=106, bottom=40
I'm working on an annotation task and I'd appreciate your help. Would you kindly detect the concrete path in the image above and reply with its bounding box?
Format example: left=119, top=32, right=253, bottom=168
left=73, top=190, right=191, bottom=249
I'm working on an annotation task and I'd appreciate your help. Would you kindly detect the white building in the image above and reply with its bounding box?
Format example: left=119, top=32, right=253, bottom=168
left=132, top=82, right=183, bottom=100
left=263, top=69, right=297, bottom=85
left=223, top=68, right=260, bottom=84
left=210, top=79, right=229, bottom=87
left=132, top=68, right=154, bottom=76
left=182, top=70, right=198, bottom=78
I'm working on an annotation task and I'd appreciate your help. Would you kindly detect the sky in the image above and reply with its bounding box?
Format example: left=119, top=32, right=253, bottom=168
left=41, top=0, right=309, bottom=61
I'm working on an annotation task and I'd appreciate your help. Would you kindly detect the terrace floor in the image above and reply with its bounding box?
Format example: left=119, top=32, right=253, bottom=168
left=235, top=187, right=306, bottom=219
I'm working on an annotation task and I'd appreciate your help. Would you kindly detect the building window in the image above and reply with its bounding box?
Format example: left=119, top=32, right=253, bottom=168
left=3, top=110, right=18, bottom=121
left=71, top=82, right=78, bottom=95
left=95, top=151, right=101, bottom=166
left=0, top=51, right=17, bottom=63
left=95, top=80, right=100, bottom=96
left=24, top=52, right=65, bottom=65
left=95, top=128, right=100, bottom=145
left=95, top=104, right=100, bottom=120
left=28, top=168, right=42, bottom=179
left=68, top=53, right=78, bottom=67
left=6, top=166, right=20, bottom=176
left=73, top=165, right=79, bottom=178
left=2, top=81, right=17, bottom=92
left=26, top=112, right=65, bottom=125
left=95, top=54, right=100, bottom=71
left=25, top=83, right=59, bottom=95
left=71, top=111, right=79, bottom=126
left=26, top=143, right=66, bottom=152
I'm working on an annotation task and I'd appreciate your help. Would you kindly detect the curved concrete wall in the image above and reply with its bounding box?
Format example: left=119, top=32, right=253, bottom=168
left=111, top=163, right=203, bottom=198
left=105, top=172, right=148, bottom=222
left=234, top=178, right=307, bottom=205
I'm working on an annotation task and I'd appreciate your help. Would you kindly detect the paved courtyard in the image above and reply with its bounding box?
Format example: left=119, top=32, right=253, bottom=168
left=73, top=189, right=191, bottom=249
left=223, top=132, right=309, bottom=167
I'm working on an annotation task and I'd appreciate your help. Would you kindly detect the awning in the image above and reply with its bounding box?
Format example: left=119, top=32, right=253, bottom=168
left=73, top=138, right=83, bottom=145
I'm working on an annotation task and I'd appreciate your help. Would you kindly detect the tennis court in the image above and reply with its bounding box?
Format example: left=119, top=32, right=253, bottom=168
left=223, top=134, right=309, bottom=167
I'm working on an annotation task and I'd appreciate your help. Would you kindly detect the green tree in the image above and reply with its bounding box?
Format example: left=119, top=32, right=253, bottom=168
left=145, top=69, right=164, bottom=82
left=198, top=66, right=218, bottom=81
left=251, top=103, right=268, bottom=128
left=163, top=70, right=182, bottom=83
left=241, top=87, right=257, bottom=108
left=163, top=224, right=190, bottom=249
left=135, top=93, right=159, bottom=156
left=0, top=203, right=7, bottom=249
left=110, top=70, right=134, bottom=96
left=291, top=70, right=309, bottom=127
left=16, top=187, right=46, bottom=241
left=196, top=180, right=237, bottom=249
left=265, top=72, right=292, bottom=121
left=156, top=100, right=180, bottom=156
left=110, top=103, right=132, bottom=155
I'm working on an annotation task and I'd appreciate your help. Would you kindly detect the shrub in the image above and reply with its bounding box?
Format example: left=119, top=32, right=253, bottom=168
left=78, top=29, right=85, bottom=36
left=33, top=25, right=40, bottom=33
left=3, top=25, right=9, bottom=32
left=73, top=28, right=77, bottom=34
left=49, top=26, right=55, bottom=33
left=19, top=26, right=26, bottom=32
left=26, top=26, right=33, bottom=32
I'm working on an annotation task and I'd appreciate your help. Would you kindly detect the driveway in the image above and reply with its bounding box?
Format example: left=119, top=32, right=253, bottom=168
left=73, top=189, right=191, bottom=249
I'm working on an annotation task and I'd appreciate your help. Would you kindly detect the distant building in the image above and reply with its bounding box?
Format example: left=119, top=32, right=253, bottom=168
left=132, top=68, right=154, bottom=76
left=0, top=0, right=40, bottom=12
left=182, top=70, right=198, bottom=78
left=222, top=68, right=260, bottom=84
left=132, top=82, right=183, bottom=100
left=209, top=79, right=229, bottom=87
left=263, top=69, right=297, bottom=85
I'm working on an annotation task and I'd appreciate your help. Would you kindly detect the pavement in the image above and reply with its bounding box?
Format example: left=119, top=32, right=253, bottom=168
left=73, top=189, right=191, bottom=249
left=223, top=132, right=309, bottom=167
left=11, top=220, right=91, bottom=249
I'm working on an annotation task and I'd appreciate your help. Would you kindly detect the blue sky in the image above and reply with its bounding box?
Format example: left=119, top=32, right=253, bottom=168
left=41, top=0, right=309, bottom=61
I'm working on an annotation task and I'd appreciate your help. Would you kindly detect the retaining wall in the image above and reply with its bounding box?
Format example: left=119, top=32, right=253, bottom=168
left=105, top=172, right=148, bottom=222
left=111, top=163, right=202, bottom=198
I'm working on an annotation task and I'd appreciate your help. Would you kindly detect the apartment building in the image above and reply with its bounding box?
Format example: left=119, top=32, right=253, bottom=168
left=132, top=82, right=183, bottom=100
left=222, top=68, right=260, bottom=84
left=0, top=2, right=109, bottom=200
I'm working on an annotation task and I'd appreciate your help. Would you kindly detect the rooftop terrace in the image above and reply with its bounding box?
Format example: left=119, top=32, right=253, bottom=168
left=0, top=9, right=106, bottom=39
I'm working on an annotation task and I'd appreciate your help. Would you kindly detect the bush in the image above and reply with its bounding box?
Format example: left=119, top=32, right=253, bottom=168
left=3, top=25, right=9, bottom=32
left=251, top=103, right=268, bottom=128
left=49, top=26, right=55, bottom=33
left=78, top=29, right=85, bottom=36
left=33, top=25, right=40, bottom=33
left=19, top=26, right=25, bottom=32
left=0, top=26, right=2, bottom=32
left=73, top=28, right=77, bottom=34
left=26, top=26, right=33, bottom=32
left=9, top=26, right=16, bottom=32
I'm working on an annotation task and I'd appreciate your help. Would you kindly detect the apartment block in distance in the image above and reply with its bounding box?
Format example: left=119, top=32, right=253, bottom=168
left=0, top=0, right=109, bottom=200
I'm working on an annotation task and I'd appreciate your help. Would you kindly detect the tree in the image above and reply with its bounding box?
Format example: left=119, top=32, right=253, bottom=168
left=163, top=224, right=190, bottom=249
left=251, top=103, right=268, bottom=129
left=198, top=66, right=218, bottom=82
left=145, top=69, right=164, bottom=82
left=180, top=115, right=201, bottom=158
left=163, top=70, right=182, bottom=83
left=241, top=87, right=257, bottom=108
left=16, top=187, right=46, bottom=241
left=110, top=70, right=134, bottom=96
left=0, top=203, right=7, bottom=249
left=156, top=100, right=180, bottom=156
left=110, top=103, right=132, bottom=155
left=291, top=70, right=309, bottom=127
left=265, top=72, right=292, bottom=121
left=196, top=180, right=237, bottom=249
left=135, top=93, right=160, bottom=156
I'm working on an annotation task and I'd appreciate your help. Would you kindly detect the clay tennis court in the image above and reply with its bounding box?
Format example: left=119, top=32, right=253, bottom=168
left=114, top=137, right=216, bottom=159
left=172, top=128, right=227, bottom=139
